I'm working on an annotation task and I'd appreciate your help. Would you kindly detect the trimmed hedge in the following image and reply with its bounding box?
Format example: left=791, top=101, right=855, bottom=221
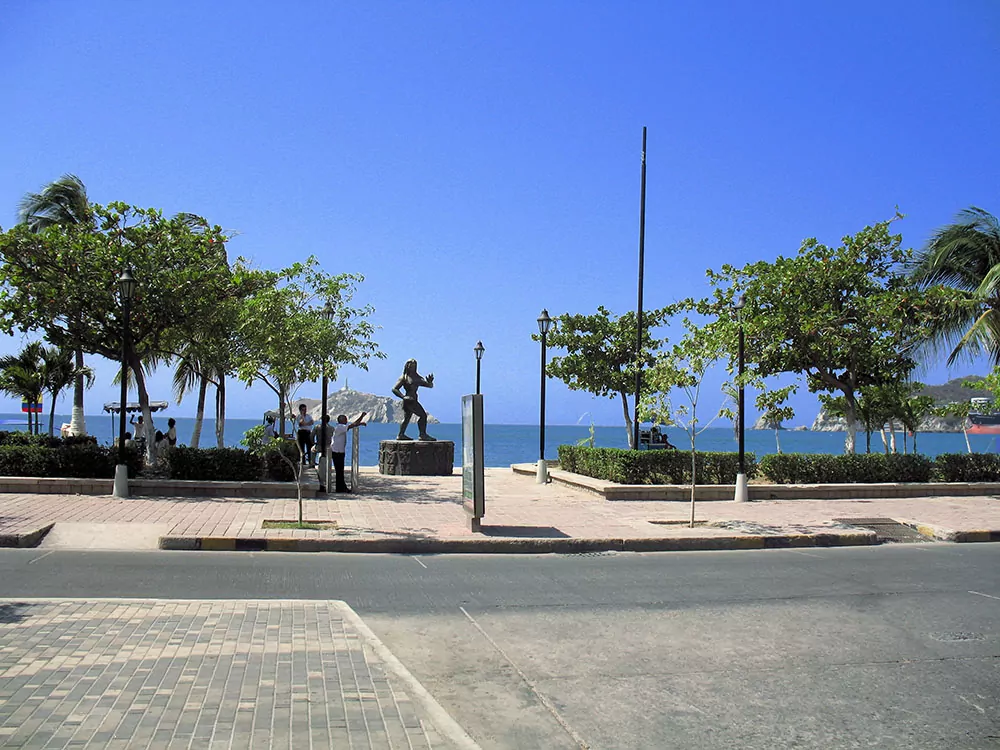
left=0, top=443, right=143, bottom=478
left=0, top=431, right=99, bottom=448
left=759, top=453, right=933, bottom=484
left=557, top=445, right=758, bottom=485
left=933, top=453, right=1000, bottom=482
left=162, top=443, right=299, bottom=482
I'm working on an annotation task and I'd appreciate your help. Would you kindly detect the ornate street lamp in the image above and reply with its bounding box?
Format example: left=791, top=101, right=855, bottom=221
left=474, top=341, right=485, bottom=395
left=113, top=269, right=137, bottom=499
left=319, top=300, right=336, bottom=491
left=537, top=309, right=552, bottom=484
left=734, top=294, right=748, bottom=502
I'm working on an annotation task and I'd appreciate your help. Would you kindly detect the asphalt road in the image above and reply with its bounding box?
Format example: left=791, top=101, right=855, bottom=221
left=0, top=544, right=998, bottom=749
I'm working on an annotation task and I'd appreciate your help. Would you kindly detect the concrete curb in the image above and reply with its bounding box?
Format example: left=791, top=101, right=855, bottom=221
left=0, top=523, right=54, bottom=548
left=512, top=463, right=1000, bottom=502
left=906, top=521, right=1000, bottom=543
left=158, top=530, right=879, bottom=553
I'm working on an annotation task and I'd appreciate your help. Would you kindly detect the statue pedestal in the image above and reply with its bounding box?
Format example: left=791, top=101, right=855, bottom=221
left=379, top=440, right=454, bottom=476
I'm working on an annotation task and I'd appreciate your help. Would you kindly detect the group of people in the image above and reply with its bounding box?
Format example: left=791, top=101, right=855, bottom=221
left=296, top=404, right=366, bottom=493
left=123, top=414, right=178, bottom=460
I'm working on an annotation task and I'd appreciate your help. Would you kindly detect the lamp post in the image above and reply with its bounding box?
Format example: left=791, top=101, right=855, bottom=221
left=474, top=341, right=485, bottom=395
left=319, top=301, right=335, bottom=491
left=113, top=269, right=137, bottom=499
left=734, top=294, right=748, bottom=502
left=536, top=310, right=552, bottom=484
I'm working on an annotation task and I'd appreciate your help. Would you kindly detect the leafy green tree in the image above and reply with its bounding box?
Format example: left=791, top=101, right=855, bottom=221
left=641, top=319, right=731, bottom=527
left=697, top=216, right=942, bottom=454
left=0, top=203, right=235, bottom=461
left=534, top=305, right=675, bottom=449
left=0, top=342, right=44, bottom=433
left=232, top=257, right=383, bottom=437
left=17, top=174, right=94, bottom=436
left=909, top=207, right=1000, bottom=364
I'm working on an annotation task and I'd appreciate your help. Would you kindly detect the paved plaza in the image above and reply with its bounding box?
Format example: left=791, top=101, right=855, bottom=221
left=0, top=599, right=477, bottom=749
left=0, top=468, right=997, bottom=552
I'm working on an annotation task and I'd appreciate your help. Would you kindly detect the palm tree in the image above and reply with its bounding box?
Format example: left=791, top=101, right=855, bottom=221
left=910, top=207, right=1000, bottom=364
left=0, top=343, right=45, bottom=434
left=173, top=354, right=210, bottom=449
left=39, top=344, right=93, bottom=437
left=17, top=175, right=93, bottom=436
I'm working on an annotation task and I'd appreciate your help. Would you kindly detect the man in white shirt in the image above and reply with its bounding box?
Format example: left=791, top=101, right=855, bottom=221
left=331, top=412, right=366, bottom=493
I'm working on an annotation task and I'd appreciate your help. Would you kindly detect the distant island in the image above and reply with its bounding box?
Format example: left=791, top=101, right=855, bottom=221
left=283, top=387, right=440, bottom=425
left=753, top=376, right=991, bottom=433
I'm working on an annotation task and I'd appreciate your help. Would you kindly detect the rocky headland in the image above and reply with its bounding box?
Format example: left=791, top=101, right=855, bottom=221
left=282, top=387, right=440, bottom=424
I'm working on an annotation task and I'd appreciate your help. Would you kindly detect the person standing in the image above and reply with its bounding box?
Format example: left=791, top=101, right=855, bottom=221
left=331, top=412, right=366, bottom=493
left=166, top=418, right=178, bottom=447
left=311, top=414, right=330, bottom=468
left=296, top=404, right=315, bottom=465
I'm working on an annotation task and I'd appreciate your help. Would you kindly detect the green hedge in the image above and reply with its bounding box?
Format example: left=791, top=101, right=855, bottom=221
left=0, top=431, right=99, bottom=448
left=932, top=453, right=1000, bottom=482
left=162, top=443, right=299, bottom=482
left=557, top=445, right=757, bottom=485
left=759, top=453, right=933, bottom=484
left=0, top=443, right=143, bottom=478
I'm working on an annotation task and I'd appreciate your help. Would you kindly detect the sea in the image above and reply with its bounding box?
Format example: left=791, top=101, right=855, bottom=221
left=4, top=413, right=997, bottom=467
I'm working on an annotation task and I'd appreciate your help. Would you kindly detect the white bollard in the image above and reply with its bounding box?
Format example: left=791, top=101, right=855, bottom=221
left=113, top=463, right=129, bottom=499
left=734, top=472, right=748, bottom=503
left=536, top=460, right=549, bottom=484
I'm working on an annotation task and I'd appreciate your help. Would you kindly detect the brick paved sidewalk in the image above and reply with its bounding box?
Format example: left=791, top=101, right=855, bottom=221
left=0, top=599, right=478, bottom=749
left=0, top=468, right=998, bottom=551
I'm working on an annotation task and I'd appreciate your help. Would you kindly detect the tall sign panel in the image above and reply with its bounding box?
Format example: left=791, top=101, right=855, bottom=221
left=462, top=394, right=485, bottom=531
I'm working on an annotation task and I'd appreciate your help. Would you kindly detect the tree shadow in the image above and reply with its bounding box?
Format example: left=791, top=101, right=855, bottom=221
left=0, top=602, right=34, bottom=624
left=478, top=525, right=570, bottom=538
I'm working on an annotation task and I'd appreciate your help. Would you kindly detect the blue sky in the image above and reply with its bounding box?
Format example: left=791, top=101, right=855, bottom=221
left=0, top=1, right=998, bottom=426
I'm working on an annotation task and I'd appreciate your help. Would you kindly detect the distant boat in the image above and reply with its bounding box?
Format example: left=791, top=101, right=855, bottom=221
left=967, top=397, right=1000, bottom=434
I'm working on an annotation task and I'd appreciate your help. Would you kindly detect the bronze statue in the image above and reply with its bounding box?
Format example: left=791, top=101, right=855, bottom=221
left=392, top=359, right=435, bottom=440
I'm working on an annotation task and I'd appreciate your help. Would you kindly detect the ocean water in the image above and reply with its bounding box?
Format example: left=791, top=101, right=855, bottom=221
left=3, top=413, right=996, bottom=467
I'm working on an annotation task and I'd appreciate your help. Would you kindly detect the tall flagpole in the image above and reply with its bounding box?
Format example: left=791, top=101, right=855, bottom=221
left=633, top=127, right=647, bottom=451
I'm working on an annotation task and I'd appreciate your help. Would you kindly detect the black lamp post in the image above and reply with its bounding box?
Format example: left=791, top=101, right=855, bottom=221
left=319, top=301, right=335, bottom=490
left=474, top=341, right=485, bottom=395
left=734, top=294, right=747, bottom=502
left=114, top=269, right=137, bottom=498
left=537, top=309, right=552, bottom=483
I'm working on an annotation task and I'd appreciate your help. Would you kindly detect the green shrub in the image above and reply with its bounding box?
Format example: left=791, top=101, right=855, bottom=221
left=0, top=431, right=99, bottom=448
left=0, top=443, right=142, bottom=478
left=932, top=453, right=1000, bottom=482
left=760, top=453, right=933, bottom=484
left=557, top=445, right=757, bottom=485
left=162, top=443, right=299, bottom=482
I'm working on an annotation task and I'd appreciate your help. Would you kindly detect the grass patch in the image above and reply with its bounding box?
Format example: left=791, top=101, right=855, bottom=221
left=262, top=520, right=338, bottom=531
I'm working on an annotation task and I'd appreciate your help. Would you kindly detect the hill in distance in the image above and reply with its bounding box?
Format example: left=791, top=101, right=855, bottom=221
left=287, top=387, right=440, bottom=425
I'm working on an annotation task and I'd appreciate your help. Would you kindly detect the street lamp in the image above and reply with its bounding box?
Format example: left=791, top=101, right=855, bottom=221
left=474, top=341, right=485, bottom=395
left=734, top=294, right=748, bottom=502
left=319, top=300, right=336, bottom=491
left=537, top=309, right=552, bottom=484
left=113, top=269, right=137, bottom=499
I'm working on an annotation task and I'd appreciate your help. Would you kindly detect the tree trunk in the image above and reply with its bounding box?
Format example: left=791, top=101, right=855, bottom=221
left=69, top=348, right=87, bottom=436
left=190, top=376, right=207, bottom=449
left=48, top=392, right=57, bottom=437
left=215, top=375, right=226, bottom=449
left=865, top=430, right=872, bottom=454
left=619, top=392, right=634, bottom=449
left=129, top=353, right=156, bottom=464
left=278, top=384, right=287, bottom=438
left=689, top=444, right=697, bottom=528
left=774, top=427, right=781, bottom=454
left=902, top=430, right=908, bottom=455
left=881, top=427, right=889, bottom=455
left=842, top=398, right=859, bottom=454
left=964, top=427, right=971, bottom=454
left=888, top=420, right=897, bottom=454
left=913, top=431, right=918, bottom=454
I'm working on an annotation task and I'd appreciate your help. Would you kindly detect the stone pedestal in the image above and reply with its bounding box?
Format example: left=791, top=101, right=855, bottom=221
left=379, top=440, right=454, bottom=476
